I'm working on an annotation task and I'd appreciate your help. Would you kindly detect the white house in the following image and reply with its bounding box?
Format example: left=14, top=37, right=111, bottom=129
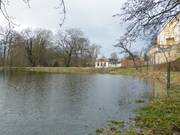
left=95, top=57, right=122, bottom=68
left=148, top=13, right=180, bottom=64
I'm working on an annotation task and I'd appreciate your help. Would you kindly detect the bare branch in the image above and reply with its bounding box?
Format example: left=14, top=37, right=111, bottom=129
left=115, top=0, right=180, bottom=43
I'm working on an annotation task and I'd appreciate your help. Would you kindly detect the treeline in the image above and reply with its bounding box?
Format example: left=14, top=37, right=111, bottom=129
left=0, top=27, right=100, bottom=67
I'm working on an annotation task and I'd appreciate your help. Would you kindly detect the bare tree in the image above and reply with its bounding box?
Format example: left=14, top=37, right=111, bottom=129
left=86, top=44, right=101, bottom=66
left=20, top=28, right=54, bottom=66
left=115, top=0, right=179, bottom=68
left=115, top=36, right=138, bottom=69
left=0, top=0, right=66, bottom=27
left=58, top=0, right=66, bottom=27
left=157, top=45, right=177, bottom=89
left=0, top=26, right=100, bottom=67
left=21, top=29, right=34, bottom=66
left=110, top=52, right=118, bottom=59
left=32, top=29, right=53, bottom=66
left=56, top=29, right=88, bottom=67
left=7, top=31, right=29, bottom=66
left=0, top=26, right=15, bottom=66
left=114, top=0, right=180, bottom=41
left=115, top=0, right=179, bottom=88
left=56, top=28, right=100, bottom=67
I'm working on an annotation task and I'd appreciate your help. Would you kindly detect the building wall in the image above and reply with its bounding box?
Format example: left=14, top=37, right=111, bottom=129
left=95, top=61, right=109, bottom=68
left=157, top=14, right=180, bottom=46
left=108, top=63, right=122, bottom=68
left=121, top=58, right=144, bottom=67
left=95, top=61, right=122, bottom=68
left=149, top=47, right=180, bottom=64
left=148, top=14, right=180, bottom=64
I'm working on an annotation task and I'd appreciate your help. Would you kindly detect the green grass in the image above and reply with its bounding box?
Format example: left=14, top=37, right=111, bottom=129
left=96, top=120, right=125, bottom=135
left=26, top=67, right=100, bottom=73
left=134, top=85, right=180, bottom=135
left=109, top=67, right=138, bottom=75
left=97, top=88, right=180, bottom=135
left=1, top=67, right=112, bottom=74
left=96, top=128, right=104, bottom=134
left=0, top=66, right=147, bottom=75
left=11, top=67, right=126, bottom=74
left=0, top=66, right=152, bottom=75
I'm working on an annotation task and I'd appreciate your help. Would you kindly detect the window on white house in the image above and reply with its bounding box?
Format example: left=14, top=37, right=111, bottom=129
left=166, top=37, right=175, bottom=45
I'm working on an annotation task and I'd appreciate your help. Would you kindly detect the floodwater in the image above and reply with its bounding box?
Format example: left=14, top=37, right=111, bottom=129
left=0, top=71, right=163, bottom=135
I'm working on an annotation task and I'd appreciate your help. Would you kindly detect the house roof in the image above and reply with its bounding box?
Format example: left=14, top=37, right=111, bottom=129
left=96, top=57, right=109, bottom=62
left=96, top=57, right=121, bottom=63
left=159, top=12, right=180, bottom=34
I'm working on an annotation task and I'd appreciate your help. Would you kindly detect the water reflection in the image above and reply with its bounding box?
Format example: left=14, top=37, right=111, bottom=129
left=0, top=71, right=157, bottom=135
left=146, top=79, right=167, bottom=98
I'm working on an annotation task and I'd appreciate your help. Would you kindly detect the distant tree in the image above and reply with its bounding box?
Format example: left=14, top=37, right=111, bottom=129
left=32, top=29, right=53, bottom=66
left=21, top=29, right=35, bottom=66
left=56, top=28, right=100, bottom=67
left=21, top=28, right=54, bottom=66
left=86, top=44, right=101, bottom=66
left=57, top=29, right=87, bottom=67
left=0, top=26, right=99, bottom=67
left=7, top=32, right=29, bottom=66
left=0, top=26, right=15, bottom=66
left=110, top=52, right=118, bottom=59
left=114, top=36, right=138, bottom=69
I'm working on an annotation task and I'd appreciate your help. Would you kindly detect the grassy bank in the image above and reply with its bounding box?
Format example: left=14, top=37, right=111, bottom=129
left=1, top=67, right=114, bottom=74
left=96, top=68, right=180, bottom=135
left=0, top=66, right=161, bottom=76
left=97, top=84, right=180, bottom=135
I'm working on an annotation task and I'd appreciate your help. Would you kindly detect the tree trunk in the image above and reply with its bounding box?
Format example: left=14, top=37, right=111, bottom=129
left=3, top=45, right=6, bottom=67
left=167, top=62, right=171, bottom=89
left=66, top=58, right=71, bottom=67
left=132, top=57, right=138, bottom=70
left=146, top=60, right=149, bottom=71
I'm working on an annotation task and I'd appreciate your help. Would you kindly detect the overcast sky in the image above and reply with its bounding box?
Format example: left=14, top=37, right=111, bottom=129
left=0, top=0, right=146, bottom=57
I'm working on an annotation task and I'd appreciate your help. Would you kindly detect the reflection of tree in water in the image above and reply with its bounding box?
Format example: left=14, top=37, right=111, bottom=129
left=54, top=74, right=93, bottom=117
left=3, top=70, right=48, bottom=91
left=0, top=70, right=53, bottom=120
left=118, top=77, right=151, bottom=105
